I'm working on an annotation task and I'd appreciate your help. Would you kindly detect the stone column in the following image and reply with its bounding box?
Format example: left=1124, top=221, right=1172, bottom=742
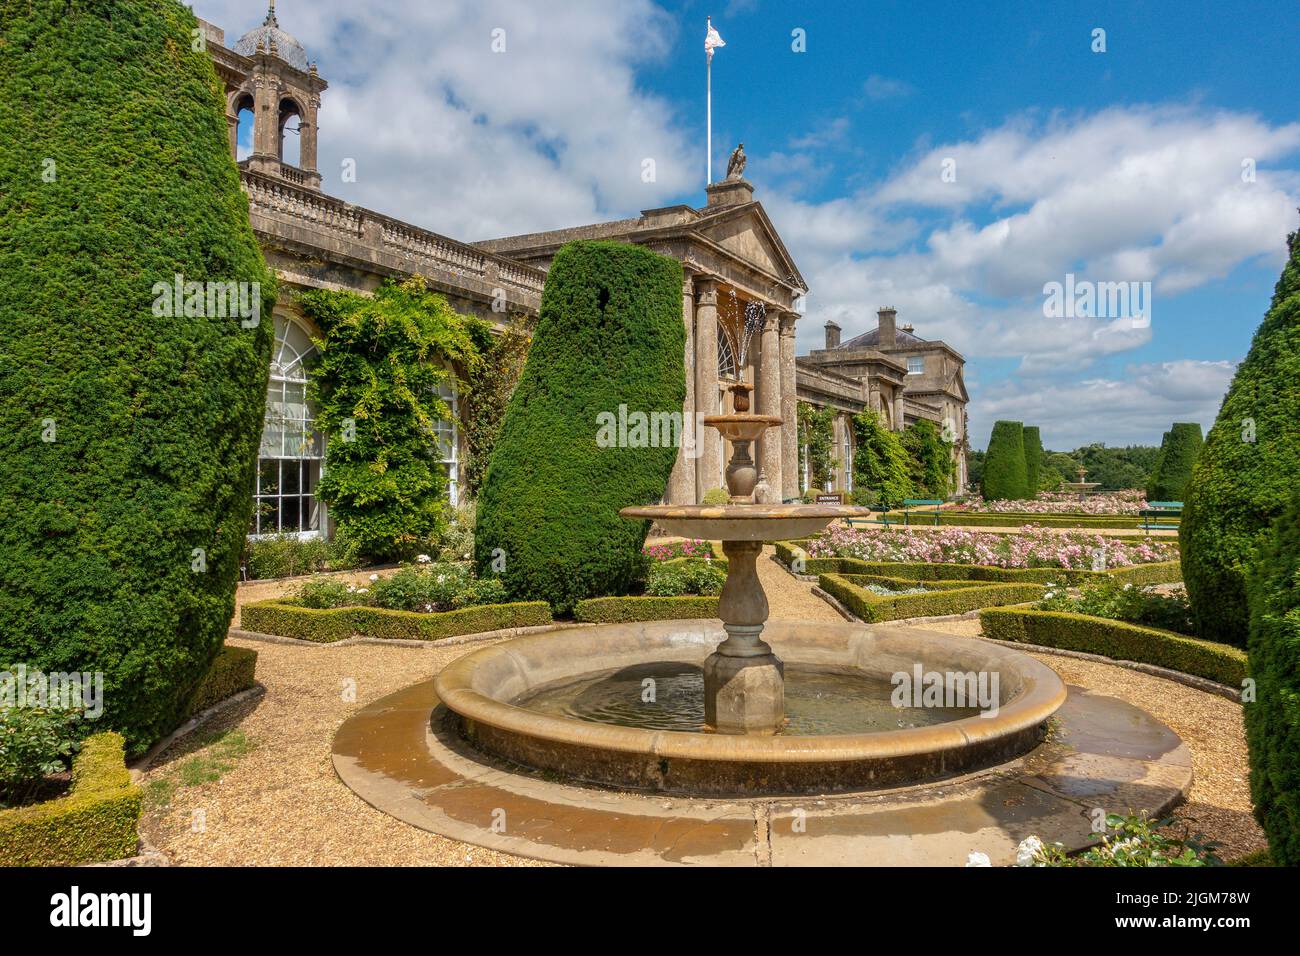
left=779, top=313, right=799, bottom=502
left=227, top=109, right=239, bottom=160
left=300, top=96, right=321, bottom=174
left=894, top=394, right=906, bottom=433
left=758, top=309, right=782, bottom=496
left=667, top=272, right=697, bottom=505
left=694, top=278, right=721, bottom=499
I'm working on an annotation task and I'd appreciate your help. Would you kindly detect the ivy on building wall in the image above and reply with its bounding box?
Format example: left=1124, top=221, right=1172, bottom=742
left=299, top=277, right=484, bottom=562
left=462, top=313, right=533, bottom=499
left=902, top=419, right=955, bottom=498
left=798, top=402, right=838, bottom=489
left=852, top=411, right=913, bottom=507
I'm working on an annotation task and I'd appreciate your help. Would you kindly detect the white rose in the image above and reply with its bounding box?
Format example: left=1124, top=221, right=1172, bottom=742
left=966, top=852, right=991, bottom=867
left=1015, top=836, right=1043, bottom=867
left=369, top=573, right=379, bottom=582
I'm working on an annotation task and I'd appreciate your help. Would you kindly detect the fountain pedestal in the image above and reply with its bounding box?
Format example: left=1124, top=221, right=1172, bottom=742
left=621, top=383, right=872, bottom=735
left=704, top=540, right=784, bottom=734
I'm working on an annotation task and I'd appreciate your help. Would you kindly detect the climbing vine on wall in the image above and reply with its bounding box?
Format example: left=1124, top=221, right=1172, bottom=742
left=299, top=277, right=485, bottom=561
left=462, top=313, right=534, bottom=499
left=798, top=402, right=837, bottom=489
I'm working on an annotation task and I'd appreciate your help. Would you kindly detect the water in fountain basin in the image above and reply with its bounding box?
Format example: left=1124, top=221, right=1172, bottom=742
left=516, top=662, right=981, bottom=736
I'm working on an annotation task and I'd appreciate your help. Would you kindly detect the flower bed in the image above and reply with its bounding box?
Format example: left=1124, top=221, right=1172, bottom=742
left=0, top=733, right=140, bottom=867
left=961, top=490, right=1148, bottom=516
left=642, top=539, right=722, bottom=562
left=886, top=511, right=1156, bottom=529
left=819, top=574, right=1043, bottom=623
left=980, top=607, right=1246, bottom=687
left=573, top=595, right=719, bottom=623
left=801, top=525, right=1177, bottom=570
left=1038, top=579, right=1194, bottom=635
left=240, top=600, right=553, bottom=643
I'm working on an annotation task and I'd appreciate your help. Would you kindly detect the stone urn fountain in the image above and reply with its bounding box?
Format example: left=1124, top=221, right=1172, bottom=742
left=1060, top=465, right=1101, bottom=503
left=620, top=383, right=866, bottom=734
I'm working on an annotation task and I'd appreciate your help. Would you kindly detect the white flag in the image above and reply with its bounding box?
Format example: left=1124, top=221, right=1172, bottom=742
left=705, top=18, right=725, bottom=62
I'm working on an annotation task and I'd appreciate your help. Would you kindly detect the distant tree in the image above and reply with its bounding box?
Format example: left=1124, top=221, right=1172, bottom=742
left=981, top=421, right=1028, bottom=500
left=965, top=448, right=986, bottom=490
left=1041, top=452, right=1079, bottom=490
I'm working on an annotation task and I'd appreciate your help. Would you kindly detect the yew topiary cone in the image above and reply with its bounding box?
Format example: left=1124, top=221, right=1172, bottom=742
left=474, top=241, right=685, bottom=615
left=1180, top=221, right=1300, bottom=645
left=0, top=0, right=275, bottom=751
left=981, top=421, right=1028, bottom=501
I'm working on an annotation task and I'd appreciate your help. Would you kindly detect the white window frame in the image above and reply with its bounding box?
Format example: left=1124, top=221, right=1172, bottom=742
left=251, top=314, right=326, bottom=539
left=434, top=372, right=460, bottom=506
left=907, top=355, right=924, bottom=376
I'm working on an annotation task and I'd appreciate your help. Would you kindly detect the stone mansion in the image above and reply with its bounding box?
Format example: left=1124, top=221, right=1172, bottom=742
left=201, top=5, right=968, bottom=537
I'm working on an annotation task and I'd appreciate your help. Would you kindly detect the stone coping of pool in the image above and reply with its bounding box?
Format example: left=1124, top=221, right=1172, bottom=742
left=332, top=670, right=1193, bottom=866
left=620, top=504, right=872, bottom=541
left=433, top=620, right=1067, bottom=795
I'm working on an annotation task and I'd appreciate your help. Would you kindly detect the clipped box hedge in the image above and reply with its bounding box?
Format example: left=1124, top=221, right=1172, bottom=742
left=818, top=573, right=1043, bottom=623
left=184, top=645, right=258, bottom=717
left=979, top=607, right=1247, bottom=687
left=0, top=733, right=140, bottom=867
left=774, top=542, right=1183, bottom=587
left=241, top=600, right=553, bottom=643
left=574, top=595, right=719, bottom=623
left=880, top=511, right=1165, bottom=529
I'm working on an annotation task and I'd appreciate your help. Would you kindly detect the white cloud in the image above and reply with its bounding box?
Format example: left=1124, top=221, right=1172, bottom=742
left=197, top=0, right=696, bottom=239
left=862, top=75, right=914, bottom=101
left=780, top=104, right=1300, bottom=369
left=970, top=360, right=1237, bottom=450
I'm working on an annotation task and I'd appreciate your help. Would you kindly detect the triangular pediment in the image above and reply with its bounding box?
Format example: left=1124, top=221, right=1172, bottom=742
left=693, top=203, right=806, bottom=290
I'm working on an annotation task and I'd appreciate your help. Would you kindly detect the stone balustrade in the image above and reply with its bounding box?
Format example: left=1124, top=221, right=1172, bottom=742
left=239, top=170, right=546, bottom=300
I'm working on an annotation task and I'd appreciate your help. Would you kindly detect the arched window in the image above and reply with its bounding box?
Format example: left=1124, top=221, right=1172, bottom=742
left=233, top=93, right=254, bottom=162
left=717, top=321, right=737, bottom=380
left=279, top=97, right=302, bottom=166
left=252, top=314, right=324, bottom=536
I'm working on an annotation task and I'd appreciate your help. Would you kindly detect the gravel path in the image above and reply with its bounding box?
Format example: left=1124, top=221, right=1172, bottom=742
left=148, top=548, right=1258, bottom=866
left=140, top=636, right=550, bottom=867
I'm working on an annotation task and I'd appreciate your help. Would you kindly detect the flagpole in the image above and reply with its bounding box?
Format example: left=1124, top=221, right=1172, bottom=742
left=706, top=34, right=712, bottom=185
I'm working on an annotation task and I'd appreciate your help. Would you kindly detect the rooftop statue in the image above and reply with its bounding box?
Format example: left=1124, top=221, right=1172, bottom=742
left=726, top=142, right=746, bottom=181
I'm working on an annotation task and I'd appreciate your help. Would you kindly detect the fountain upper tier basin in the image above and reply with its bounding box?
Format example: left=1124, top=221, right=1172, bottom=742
left=436, top=619, right=1067, bottom=796
left=620, top=503, right=870, bottom=541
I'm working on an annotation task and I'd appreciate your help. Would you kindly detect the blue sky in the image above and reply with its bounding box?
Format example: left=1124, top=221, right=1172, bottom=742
left=207, top=0, right=1300, bottom=449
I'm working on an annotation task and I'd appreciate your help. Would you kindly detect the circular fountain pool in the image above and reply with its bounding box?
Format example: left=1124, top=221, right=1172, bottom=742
left=435, top=618, right=1067, bottom=796
left=519, top=662, right=983, bottom=735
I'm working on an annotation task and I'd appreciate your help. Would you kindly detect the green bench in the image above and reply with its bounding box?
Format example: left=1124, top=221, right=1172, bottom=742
left=845, top=506, right=894, bottom=529
left=1140, top=501, right=1183, bottom=533
left=902, top=498, right=945, bottom=526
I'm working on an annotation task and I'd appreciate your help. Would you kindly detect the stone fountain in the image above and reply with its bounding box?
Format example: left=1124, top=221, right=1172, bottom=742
left=1060, top=465, right=1101, bottom=503
left=423, top=385, right=1069, bottom=797
left=332, top=383, right=1192, bottom=862
left=620, top=382, right=864, bottom=734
